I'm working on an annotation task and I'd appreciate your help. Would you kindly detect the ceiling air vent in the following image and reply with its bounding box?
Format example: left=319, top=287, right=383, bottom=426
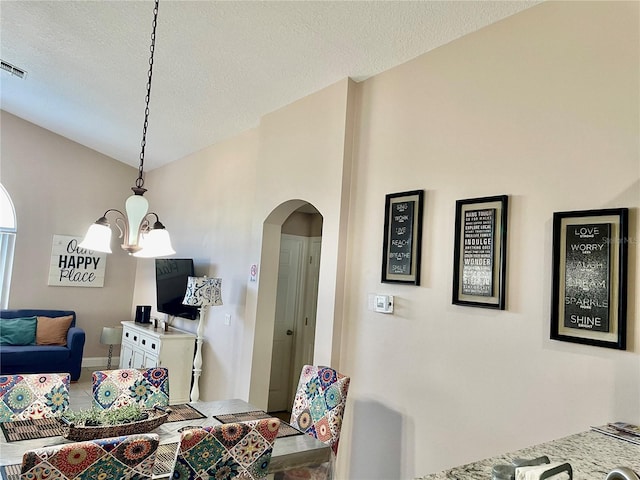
left=1, top=60, right=27, bottom=79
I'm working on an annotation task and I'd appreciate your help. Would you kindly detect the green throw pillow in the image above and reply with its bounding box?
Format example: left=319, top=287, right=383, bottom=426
left=0, top=316, right=37, bottom=346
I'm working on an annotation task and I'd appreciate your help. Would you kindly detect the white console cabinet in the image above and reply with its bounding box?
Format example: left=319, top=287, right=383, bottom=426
left=119, top=321, right=196, bottom=404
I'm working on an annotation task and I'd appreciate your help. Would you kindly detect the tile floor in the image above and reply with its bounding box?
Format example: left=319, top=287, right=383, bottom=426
left=69, top=366, right=103, bottom=410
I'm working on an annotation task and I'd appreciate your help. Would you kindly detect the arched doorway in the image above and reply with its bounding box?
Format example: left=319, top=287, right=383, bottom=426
left=249, top=197, right=345, bottom=411
left=267, top=204, right=322, bottom=414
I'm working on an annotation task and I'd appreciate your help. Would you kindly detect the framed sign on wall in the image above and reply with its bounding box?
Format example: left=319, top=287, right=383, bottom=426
left=48, top=235, right=106, bottom=287
left=452, top=195, right=508, bottom=309
left=381, top=190, right=424, bottom=285
left=550, top=208, right=628, bottom=350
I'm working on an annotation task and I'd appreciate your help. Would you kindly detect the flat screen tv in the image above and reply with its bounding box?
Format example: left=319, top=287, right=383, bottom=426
left=155, top=258, right=198, bottom=320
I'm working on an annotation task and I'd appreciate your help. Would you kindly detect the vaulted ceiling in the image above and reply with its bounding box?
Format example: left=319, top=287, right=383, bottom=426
left=1, top=1, right=539, bottom=170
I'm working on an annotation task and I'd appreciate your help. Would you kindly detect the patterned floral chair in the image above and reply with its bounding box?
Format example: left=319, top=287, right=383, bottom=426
left=277, top=365, right=350, bottom=480
left=172, top=418, right=281, bottom=480
left=92, top=367, right=169, bottom=411
left=0, top=373, right=70, bottom=422
left=20, top=433, right=159, bottom=479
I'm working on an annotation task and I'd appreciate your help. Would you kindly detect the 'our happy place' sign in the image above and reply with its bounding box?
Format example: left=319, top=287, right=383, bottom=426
left=48, top=235, right=106, bottom=287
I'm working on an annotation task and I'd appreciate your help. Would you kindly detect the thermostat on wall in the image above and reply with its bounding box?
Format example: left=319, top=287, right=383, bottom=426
left=374, top=295, right=394, bottom=314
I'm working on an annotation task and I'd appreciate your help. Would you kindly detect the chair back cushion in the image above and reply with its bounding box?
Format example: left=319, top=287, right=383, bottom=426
left=92, top=367, right=169, bottom=410
left=20, top=433, right=159, bottom=479
left=290, top=365, right=350, bottom=455
left=173, top=418, right=281, bottom=480
left=0, top=373, right=70, bottom=422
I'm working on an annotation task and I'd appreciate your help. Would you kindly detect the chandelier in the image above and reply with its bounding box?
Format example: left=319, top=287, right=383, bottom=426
left=80, top=0, right=174, bottom=258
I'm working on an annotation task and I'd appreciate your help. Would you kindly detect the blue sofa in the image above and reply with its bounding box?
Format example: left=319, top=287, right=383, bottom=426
left=0, top=309, right=85, bottom=381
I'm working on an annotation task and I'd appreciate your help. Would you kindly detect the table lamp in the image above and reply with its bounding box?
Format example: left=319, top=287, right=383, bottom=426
left=183, top=276, right=223, bottom=402
left=100, top=326, right=123, bottom=369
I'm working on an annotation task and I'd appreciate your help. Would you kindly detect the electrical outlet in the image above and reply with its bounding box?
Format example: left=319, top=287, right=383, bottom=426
left=224, top=314, right=231, bottom=326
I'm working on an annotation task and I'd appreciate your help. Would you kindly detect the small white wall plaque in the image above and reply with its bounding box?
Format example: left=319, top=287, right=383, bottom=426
left=374, top=295, right=394, bottom=314
left=48, top=235, right=106, bottom=287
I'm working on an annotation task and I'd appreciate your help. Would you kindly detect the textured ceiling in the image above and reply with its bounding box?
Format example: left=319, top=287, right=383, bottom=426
left=0, top=1, right=539, bottom=170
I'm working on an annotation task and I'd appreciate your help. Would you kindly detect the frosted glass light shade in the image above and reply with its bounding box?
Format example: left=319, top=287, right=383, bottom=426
left=133, top=228, right=175, bottom=258
left=100, top=326, right=123, bottom=345
left=183, top=277, right=223, bottom=307
left=125, top=193, right=149, bottom=249
left=79, top=223, right=112, bottom=253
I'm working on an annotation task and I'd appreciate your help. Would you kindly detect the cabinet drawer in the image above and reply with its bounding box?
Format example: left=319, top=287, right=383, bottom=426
left=122, top=328, right=142, bottom=345
left=138, top=332, right=160, bottom=355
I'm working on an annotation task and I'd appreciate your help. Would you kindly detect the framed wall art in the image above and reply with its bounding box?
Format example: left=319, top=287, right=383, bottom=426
left=452, top=195, right=508, bottom=309
left=550, top=207, right=628, bottom=350
left=48, top=235, right=106, bottom=287
left=381, top=190, right=424, bottom=285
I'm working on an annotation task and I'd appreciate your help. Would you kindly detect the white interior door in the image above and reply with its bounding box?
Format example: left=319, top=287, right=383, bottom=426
left=290, top=237, right=321, bottom=401
left=268, top=235, right=303, bottom=412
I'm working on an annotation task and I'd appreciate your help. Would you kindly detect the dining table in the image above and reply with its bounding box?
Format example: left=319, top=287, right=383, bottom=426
left=0, top=398, right=331, bottom=479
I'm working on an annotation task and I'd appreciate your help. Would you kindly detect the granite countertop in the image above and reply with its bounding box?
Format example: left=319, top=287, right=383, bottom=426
left=417, top=430, right=640, bottom=479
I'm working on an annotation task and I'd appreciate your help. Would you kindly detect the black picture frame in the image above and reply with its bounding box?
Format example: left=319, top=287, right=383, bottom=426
left=381, top=190, right=424, bottom=285
left=452, top=195, right=508, bottom=309
left=551, top=208, right=628, bottom=350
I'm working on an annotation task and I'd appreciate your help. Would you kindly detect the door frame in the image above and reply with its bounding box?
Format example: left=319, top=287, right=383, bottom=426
left=248, top=199, right=346, bottom=411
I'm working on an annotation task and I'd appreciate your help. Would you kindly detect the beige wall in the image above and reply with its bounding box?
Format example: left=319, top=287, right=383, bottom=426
left=340, top=1, right=639, bottom=476
left=282, top=212, right=322, bottom=237
left=2, top=1, right=639, bottom=478
left=0, top=112, right=139, bottom=362
left=131, top=126, right=260, bottom=401
left=248, top=77, right=355, bottom=407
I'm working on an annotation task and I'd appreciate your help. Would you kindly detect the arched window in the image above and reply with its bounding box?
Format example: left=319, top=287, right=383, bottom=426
left=0, top=183, right=16, bottom=308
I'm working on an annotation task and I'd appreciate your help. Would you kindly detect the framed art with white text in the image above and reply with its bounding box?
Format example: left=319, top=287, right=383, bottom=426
left=550, top=208, right=628, bottom=350
left=452, top=195, right=508, bottom=309
left=381, top=190, right=424, bottom=285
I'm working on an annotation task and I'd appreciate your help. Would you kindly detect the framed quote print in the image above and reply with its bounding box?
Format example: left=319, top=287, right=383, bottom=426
left=452, top=195, right=508, bottom=309
left=550, top=208, right=628, bottom=349
left=381, top=190, right=424, bottom=285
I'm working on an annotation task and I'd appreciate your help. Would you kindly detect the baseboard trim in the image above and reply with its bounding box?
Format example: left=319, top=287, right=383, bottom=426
left=82, top=356, right=119, bottom=368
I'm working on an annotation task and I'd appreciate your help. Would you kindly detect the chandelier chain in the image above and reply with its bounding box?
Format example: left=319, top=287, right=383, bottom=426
left=136, top=0, right=160, bottom=189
